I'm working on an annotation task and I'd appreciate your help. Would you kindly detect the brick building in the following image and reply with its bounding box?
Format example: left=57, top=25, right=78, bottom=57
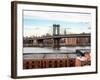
left=23, top=53, right=91, bottom=69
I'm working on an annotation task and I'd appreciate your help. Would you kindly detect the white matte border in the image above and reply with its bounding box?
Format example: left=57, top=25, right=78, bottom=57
left=17, top=3, right=96, bottom=76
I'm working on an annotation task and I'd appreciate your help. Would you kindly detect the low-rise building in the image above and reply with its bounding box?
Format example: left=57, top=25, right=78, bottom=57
left=23, top=52, right=91, bottom=69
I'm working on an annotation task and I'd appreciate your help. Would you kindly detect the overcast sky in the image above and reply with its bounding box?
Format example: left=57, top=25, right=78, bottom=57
left=23, top=10, right=91, bottom=37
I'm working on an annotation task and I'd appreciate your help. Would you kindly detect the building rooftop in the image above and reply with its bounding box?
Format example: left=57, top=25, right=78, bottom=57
left=23, top=53, right=78, bottom=60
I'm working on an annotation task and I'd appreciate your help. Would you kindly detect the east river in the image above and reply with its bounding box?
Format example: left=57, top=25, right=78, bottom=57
left=23, top=46, right=90, bottom=54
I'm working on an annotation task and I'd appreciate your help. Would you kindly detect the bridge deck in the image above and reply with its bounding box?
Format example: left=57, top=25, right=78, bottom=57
left=37, top=34, right=90, bottom=40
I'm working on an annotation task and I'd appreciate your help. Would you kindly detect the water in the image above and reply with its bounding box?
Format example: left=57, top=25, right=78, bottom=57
left=23, top=46, right=90, bottom=54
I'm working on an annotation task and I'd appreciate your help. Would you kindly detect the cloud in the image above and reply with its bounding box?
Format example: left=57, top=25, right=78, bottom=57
left=23, top=10, right=91, bottom=23
left=24, top=25, right=51, bottom=37
left=23, top=10, right=91, bottom=37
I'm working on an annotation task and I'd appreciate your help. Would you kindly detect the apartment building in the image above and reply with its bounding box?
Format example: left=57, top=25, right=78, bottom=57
left=23, top=53, right=90, bottom=69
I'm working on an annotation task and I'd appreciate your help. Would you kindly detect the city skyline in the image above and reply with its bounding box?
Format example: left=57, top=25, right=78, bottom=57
left=23, top=10, right=91, bottom=37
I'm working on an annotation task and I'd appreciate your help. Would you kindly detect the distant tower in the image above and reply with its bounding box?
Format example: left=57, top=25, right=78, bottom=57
left=64, top=28, right=66, bottom=35
left=53, top=24, right=60, bottom=36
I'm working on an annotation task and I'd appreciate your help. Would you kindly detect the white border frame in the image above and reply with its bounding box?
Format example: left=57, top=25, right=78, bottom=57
left=16, top=3, right=97, bottom=77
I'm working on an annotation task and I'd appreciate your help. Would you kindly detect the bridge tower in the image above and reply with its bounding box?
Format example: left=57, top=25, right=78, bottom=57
left=52, top=24, right=60, bottom=49
left=53, top=24, right=60, bottom=36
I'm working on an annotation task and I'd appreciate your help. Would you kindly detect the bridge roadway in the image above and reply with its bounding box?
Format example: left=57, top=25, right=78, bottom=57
left=36, top=33, right=90, bottom=40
